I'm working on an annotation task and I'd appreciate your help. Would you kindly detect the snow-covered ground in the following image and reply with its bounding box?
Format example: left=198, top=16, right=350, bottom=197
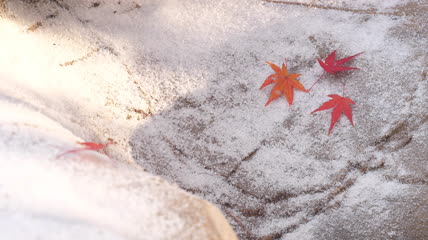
left=1, top=0, right=427, bottom=239
left=0, top=82, right=237, bottom=240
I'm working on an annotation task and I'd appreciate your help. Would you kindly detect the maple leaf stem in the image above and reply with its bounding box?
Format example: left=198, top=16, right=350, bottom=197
left=308, top=71, right=325, bottom=92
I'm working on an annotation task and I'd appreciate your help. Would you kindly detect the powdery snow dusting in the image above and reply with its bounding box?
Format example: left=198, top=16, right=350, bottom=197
left=1, top=0, right=427, bottom=239
left=263, top=0, right=414, bottom=11
left=0, top=100, right=216, bottom=240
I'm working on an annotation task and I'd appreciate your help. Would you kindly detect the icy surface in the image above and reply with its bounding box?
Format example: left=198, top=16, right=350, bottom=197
left=1, top=0, right=427, bottom=239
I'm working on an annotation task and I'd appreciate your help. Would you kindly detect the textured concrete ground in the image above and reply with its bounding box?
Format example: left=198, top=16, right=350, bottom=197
left=2, top=0, right=427, bottom=239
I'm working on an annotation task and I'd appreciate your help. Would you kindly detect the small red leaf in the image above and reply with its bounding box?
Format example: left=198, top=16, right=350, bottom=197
left=56, top=140, right=115, bottom=159
left=319, top=50, right=363, bottom=75
left=309, top=50, right=363, bottom=91
left=311, top=95, right=355, bottom=135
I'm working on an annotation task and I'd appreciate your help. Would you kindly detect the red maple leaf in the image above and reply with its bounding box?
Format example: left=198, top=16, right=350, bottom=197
left=318, top=50, right=363, bottom=75
left=56, top=139, right=115, bottom=159
left=309, top=50, right=363, bottom=91
left=260, top=60, right=308, bottom=106
left=311, top=94, right=355, bottom=135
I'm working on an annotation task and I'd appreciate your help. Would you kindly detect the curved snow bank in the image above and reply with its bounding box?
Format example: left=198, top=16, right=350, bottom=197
left=0, top=100, right=237, bottom=240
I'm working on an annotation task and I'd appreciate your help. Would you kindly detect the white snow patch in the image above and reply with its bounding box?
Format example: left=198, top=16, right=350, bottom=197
left=0, top=211, right=124, bottom=240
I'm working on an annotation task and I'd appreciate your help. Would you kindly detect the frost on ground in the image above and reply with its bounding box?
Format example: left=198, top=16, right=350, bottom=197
left=1, top=0, right=427, bottom=239
left=0, top=100, right=237, bottom=240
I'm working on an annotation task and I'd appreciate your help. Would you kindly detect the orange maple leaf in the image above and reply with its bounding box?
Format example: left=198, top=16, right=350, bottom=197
left=260, top=60, right=308, bottom=106
left=311, top=95, right=355, bottom=135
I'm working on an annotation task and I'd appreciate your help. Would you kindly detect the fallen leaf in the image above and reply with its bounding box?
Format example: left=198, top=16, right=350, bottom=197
left=311, top=94, right=355, bottom=135
left=260, top=60, right=308, bottom=106
left=309, top=50, right=363, bottom=91
left=318, top=50, right=363, bottom=75
left=56, top=139, right=115, bottom=159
